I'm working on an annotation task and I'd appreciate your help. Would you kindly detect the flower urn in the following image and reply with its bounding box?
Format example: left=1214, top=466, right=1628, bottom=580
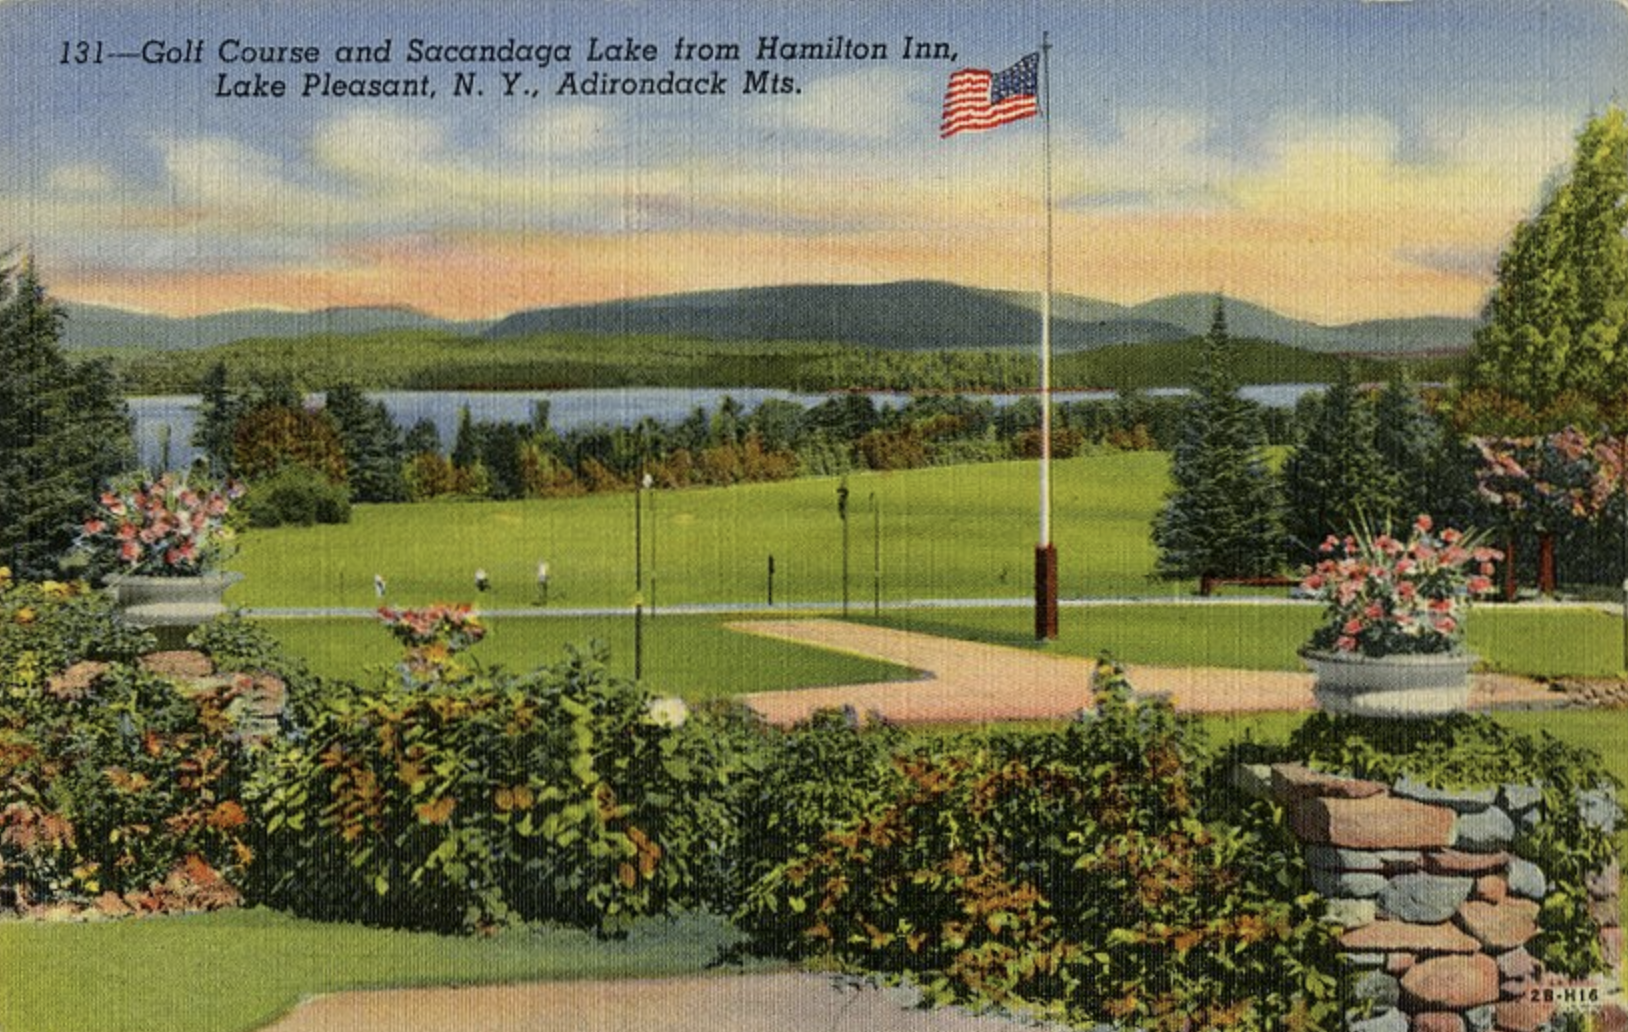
left=108, top=571, right=243, bottom=631
left=1300, top=648, right=1476, bottom=719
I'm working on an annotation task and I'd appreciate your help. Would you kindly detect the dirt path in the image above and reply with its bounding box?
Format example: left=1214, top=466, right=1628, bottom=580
left=733, top=619, right=1560, bottom=724
left=260, top=972, right=1060, bottom=1032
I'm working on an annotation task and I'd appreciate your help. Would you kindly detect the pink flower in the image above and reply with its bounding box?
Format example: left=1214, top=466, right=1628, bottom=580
left=83, top=519, right=106, bottom=535
left=1414, top=514, right=1433, bottom=533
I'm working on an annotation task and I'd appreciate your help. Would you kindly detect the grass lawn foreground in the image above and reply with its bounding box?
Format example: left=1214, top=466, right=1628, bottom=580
left=0, top=908, right=760, bottom=1032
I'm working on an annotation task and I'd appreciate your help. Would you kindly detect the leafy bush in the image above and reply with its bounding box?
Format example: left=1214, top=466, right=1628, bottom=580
left=239, top=464, right=351, bottom=528
left=0, top=573, right=259, bottom=914
left=250, top=632, right=746, bottom=934
left=736, top=662, right=1340, bottom=1031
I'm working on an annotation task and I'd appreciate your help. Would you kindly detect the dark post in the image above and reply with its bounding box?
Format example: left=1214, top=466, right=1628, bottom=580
left=644, top=472, right=656, bottom=617
left=634, top=474, right=644, bottom=679
left=767, top=554, right=776, bottom=607
left=871, top=491, right=881, bottom=617
left=1035, top=544, right=1059, bottom=640
left=837, top=478, right=851, bottom=617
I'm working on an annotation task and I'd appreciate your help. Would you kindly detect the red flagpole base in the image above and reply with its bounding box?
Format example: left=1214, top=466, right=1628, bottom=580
left=1035, top=543, right=1058, bottom=641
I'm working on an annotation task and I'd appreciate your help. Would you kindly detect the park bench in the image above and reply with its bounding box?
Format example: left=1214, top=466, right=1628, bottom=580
left=1197, top=574, right=1301, bottom=597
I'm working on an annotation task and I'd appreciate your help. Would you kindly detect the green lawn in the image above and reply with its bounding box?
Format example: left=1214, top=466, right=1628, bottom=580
left=0, top=907, right=758, bottom=1032
left=227, top=453, right=1175, bottom=610
left=258, top=613, right=915, bottom=700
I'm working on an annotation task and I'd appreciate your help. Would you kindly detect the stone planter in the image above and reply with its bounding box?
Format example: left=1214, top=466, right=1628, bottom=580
left=1301, top=648, right=1475, bottom=719
left=108, top=572, right=243, bottom=633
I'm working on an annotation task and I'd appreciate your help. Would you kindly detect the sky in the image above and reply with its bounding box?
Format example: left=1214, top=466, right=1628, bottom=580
left=2, top=0, right=1626, bottom=324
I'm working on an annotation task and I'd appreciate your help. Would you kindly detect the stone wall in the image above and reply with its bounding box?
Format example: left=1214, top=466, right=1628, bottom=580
left=1240, top=763, right=1624, bottom=1032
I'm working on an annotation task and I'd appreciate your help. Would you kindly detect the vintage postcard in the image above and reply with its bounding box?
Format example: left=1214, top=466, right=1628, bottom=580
left=3, top=2, right=1628, bottom=1030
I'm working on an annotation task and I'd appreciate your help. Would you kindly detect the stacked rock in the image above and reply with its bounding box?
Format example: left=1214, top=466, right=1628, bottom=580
left=1251, top=764, right=1623, bottom=1032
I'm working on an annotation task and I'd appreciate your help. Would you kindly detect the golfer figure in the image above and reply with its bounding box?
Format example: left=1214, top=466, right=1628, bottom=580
left=373, top=573, right=386, bottom=598
left=475, top=568, right=490, bottom=593
left=536, top=560, right=550, bottom=605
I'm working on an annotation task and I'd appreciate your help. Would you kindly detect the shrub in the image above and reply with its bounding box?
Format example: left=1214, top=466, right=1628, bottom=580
left=0, top=572, right=260, bottom=915
left=250, top=629, right=746, bottom=934
left=736, top=662, right=1340, bottom=1031
left=240, top=464, right=351, bottom=527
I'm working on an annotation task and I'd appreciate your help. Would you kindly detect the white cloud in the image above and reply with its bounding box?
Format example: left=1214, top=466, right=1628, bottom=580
left=773, top=67, right=922, bottom=139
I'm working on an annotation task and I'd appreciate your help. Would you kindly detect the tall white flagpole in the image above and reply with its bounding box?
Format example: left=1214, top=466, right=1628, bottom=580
left=1035, top=32, right=1058, bottom=640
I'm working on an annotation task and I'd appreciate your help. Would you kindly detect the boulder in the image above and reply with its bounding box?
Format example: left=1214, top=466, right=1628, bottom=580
left=1271, top=763, right=1387, bottom=802
left=1291, top=796, right=1455, bottom=850
left=137, top=649, right=215, bottom=679
left=1378, top=873, right=1473, bottom=924
left=1499, top=783, right=1544, bottom=813
left=1456, top=898, right=1540, bottom=952
left=1493, top=997, right=1555, bottom=1032
left=1452, top=806, right=1515, bottom=852
left=1426, top=849, right=1509, bottom=876
left=1495, top=946, right=1538, bottom=982
left=1473, top=874, right=1506, bottom=903
left=1322, top=897, right=1377, bottom=929
left=1506, top=857, right=1547, bottom=900
left=1340, top=920, right=1479, bottom=955
left=1310, top=868, right=1387, bottom=898
left=1409, top=1013, right=1465, bottom=1032
left=1399, top=953, right=1500, bottom=1011
left=1463, top=1002, right=1496, bottom=1032
left=1578, top=788, right=1621, bottom=833
left=1394, top=776, right=1498, bottom=813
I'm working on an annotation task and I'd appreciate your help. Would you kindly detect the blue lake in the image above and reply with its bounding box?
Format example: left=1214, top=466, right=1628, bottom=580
left=127, top=384, right=1322, bottom=470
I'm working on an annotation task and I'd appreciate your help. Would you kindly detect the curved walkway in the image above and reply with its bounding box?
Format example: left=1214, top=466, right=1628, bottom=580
left=260, top=972, right=1062, bottom=1032
left=732, top=619, right=1561, bottom=725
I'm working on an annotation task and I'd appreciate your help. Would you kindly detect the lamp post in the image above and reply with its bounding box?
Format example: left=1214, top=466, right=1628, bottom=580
left=644, top=472, right=656, bottom=618
left=871, top=490, right=881, bottom=617
left=837, top=478, right=850, bottom=617
left=633, top=471, right=651, bottom=680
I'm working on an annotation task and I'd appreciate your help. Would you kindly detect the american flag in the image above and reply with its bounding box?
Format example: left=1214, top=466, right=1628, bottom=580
left=940, top=52, right=1040, bottom=138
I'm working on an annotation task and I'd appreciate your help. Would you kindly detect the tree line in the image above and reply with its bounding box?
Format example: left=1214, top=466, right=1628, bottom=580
left=187, top=363, right=1261, bottom=515
left=1158, top=107, right=1628, bottom=593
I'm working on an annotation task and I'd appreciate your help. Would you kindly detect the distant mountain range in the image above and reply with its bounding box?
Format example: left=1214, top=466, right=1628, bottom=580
left=59, top=303, right=490, bottom=351
left=61, top=281, right=1482, bottom=355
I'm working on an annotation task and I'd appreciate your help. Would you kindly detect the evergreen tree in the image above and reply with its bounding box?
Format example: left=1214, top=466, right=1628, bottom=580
left=1152, top=299, right=1280, bottom=579
left=404, top=418, right=442, bottom=457
left=324, top=382, right=407, bottom=503
left=1280, top=363, right=1390, bottom=559
left=0, top=257, right=133, bottom=577
left=450, top=405, right=483, bottom=469
left=479, top=421, right=526, bottom=500
left=1471, top=106, right=1628, bottom=409
left=192, top=361, right=242, bottom=476
left=1370, top=371, right=1443, bottom=523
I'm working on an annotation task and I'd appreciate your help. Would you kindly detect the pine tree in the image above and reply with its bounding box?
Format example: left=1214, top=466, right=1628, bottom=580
left=324, top=382, right=407, bottom=503
left=1370, top=371, right=1443, bottom=525
left=192, top=361, right=242, bottom=476
left=1471, top=106, right=1628, bottom=409
left=1152, top=299, right=1281, bottom=579
left=0, top=257, right=133, bottom=577
left=1280, top=363, right=1390, bottom=558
